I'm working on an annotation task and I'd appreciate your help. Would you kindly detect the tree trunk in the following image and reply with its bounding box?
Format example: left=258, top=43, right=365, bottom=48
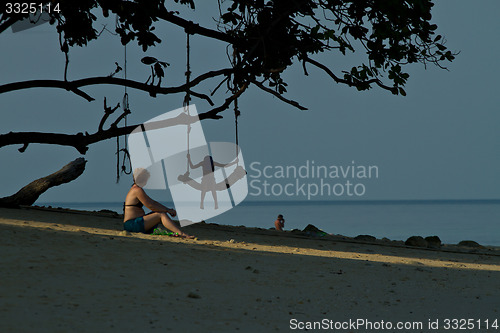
left=0, top=158, right=87, bottom=208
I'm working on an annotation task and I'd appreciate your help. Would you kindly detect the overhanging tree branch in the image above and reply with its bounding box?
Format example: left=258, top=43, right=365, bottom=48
left=0, top=82, right=249, bottom=154
left=157, top=10, right=237, bottom=45
left=199, top=83, right=249, bottom=120
left=304, top=57, right=398, bottom=94
left=0, top=69, right=233, bottom=102
left=251, top=80, right=308, bottom=111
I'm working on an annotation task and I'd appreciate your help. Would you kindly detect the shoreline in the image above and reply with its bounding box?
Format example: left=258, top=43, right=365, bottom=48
left=24, top=204, right=500, bottom=252
left=32, top=200, right=500, bottom=248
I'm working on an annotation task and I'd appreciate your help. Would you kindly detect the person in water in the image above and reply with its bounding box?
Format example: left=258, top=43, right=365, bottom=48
left=123, top=168, right=194, bottom=238
left=186, top=153, right=238, bottom=210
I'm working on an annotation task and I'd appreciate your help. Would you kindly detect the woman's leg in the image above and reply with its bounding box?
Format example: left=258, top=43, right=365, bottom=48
left=143, top=213, right=193, bottom=238
left=211, top=190, right=218, bottom=209
left=200, top=190, right=206, bottom=209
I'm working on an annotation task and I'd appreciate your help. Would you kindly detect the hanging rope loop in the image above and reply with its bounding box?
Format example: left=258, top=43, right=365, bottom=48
left=122, top=92, right=130, bottom=113
left=116, top=43, right=132, bottom=182
left=120, top=148, right=132, bottom=174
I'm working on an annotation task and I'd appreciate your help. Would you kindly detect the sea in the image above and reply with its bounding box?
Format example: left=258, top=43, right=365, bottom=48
left=36, top=200, right=500, bottom=247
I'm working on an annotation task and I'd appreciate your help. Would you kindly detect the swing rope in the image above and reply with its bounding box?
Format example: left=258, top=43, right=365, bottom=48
left=116, top=43, right=132, bottom=183
left=234, top=97, right=240, bottom=166
left=232, top=47, right=241, bottom=166
left=184, top=32, right=191, bottom=174
left=177, top=45, right=246, bottom=188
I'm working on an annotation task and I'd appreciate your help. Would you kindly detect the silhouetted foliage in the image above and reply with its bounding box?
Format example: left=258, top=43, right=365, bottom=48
left=0, top=0, right=456, bottom=153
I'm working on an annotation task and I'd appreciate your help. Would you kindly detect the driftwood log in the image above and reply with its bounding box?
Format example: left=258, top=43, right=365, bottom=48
left=0, top=158, right=87, bottom=208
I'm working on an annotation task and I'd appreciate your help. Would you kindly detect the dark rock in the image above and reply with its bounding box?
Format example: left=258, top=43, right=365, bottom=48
left=354, top=235, right=377, bottom=242
left=458, top=240, right=482, bottom=248
left=302, top=224, right=322, bottom=233
left=302, top=224, right=327, bottom=237
left=405, top=236, right=428, bottom=247
left=98, top=209, right=119, bottom=217
left=425, top=236, right=442, bottom=248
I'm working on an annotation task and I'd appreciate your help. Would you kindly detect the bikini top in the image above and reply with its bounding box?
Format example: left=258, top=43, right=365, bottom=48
left=123, top=201, right=143, bottom=209
left=124, top=183, right=144, bottom=209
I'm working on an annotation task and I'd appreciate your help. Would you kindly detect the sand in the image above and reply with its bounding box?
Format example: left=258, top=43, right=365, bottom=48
left=0, top=206, right=499, bottom=332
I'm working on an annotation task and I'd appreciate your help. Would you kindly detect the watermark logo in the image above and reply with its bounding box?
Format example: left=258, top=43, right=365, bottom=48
left=248, top=160, right=379, bottom=199
left=128, top=105, right=248, bottom=226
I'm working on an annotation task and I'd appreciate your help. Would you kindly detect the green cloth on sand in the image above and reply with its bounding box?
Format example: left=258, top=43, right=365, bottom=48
left=152, top=228, right=179, bottom=236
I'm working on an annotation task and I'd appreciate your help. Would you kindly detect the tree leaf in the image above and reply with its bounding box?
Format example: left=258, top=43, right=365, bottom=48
left=154, top=63, right=165, bottom=77
left=141, top=56, right=158, bottom=65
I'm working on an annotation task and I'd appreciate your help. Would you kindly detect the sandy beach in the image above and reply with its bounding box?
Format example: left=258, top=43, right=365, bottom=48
left=0, top=206, right=499, bottom=332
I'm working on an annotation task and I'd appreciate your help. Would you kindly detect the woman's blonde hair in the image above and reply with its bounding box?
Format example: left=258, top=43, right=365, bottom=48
left=133, top=168, right=150, bottom=186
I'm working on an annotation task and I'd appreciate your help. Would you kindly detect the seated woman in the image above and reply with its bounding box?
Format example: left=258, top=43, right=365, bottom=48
left=123, top=168, right=194, bottom=238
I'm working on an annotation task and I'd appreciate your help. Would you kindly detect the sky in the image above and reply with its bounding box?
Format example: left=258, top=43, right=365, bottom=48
left=0, top=0, right=499, bottom=204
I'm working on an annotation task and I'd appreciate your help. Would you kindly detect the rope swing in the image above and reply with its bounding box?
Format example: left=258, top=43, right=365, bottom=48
left=232, top=47, right=241, bottom=165
left=234, top=95, right=240, bottom=166
left=177, top=37, right=246, bottom=192
left=116, top=43, right=132, bottom=183
left=183, top=32, right=192, bottom=175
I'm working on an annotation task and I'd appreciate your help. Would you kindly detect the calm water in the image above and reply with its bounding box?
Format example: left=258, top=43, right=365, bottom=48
left=37, top=200, right=500, bottom=246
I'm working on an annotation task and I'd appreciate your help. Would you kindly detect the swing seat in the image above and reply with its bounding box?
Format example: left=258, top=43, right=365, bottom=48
left=177, top=171, right=191, bottom=183
left=177, top=173, right=203, bottom=191
left=178, top=166, right=246, bottom=192
left=215, top=165, right=247, bottom=191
